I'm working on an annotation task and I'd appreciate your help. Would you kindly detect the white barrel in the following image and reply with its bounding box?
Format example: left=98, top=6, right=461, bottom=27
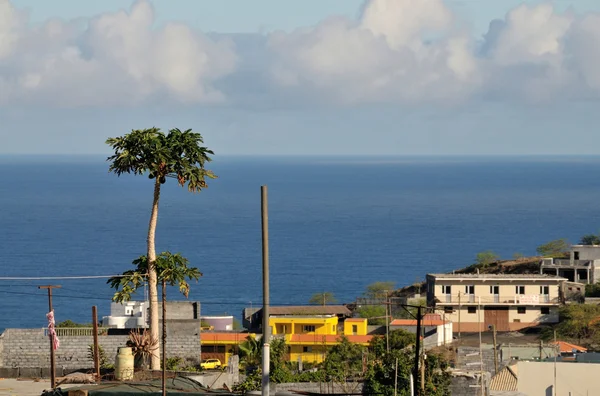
left=114, top=347, right=134, bottom=380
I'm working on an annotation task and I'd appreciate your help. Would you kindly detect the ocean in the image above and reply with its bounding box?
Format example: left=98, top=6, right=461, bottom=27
left=2, top=155, right=600, bottom=331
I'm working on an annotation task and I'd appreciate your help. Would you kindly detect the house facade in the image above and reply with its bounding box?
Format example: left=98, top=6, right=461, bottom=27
left=268, top=315, right=372, bottom=363
left=200, top=332, right=254, bottom=364
left=426, top=273, right=566, bottom=332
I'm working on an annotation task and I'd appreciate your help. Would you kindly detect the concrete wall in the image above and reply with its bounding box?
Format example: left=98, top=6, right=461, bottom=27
left=0, top=327, right=201, bottom=371
left=435, top=306, right=558, bottom=332
left=517, top=361, right=600, bottom=395
left=274, top=381, right=364, bottom=394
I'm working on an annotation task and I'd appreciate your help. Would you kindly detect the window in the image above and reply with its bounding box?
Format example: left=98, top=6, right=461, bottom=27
left=333, top=325, right=336, bottom=333
left=574, top=251, right=580, bottom=260
left=444, top=306, right=454, bottom=314
left=303, top=325, right=316, bottom=333
left=467, top=306, right=477, bottom=314
left=541, top=307, right=550, bottom=315
left=442, top=285, right=452, bottom=294
left=517, top=307, right=526, bottom=314
left=352, top=325, right=358, bottom=334
left=540, top=286, right=549, bottom=295
left=490, top=285, right=499, bottom=294
left=516, top=286, right=525, bottom=295
left=465, top=285, right=475, bottom=295
left=303, top=346, right=312, bottom=353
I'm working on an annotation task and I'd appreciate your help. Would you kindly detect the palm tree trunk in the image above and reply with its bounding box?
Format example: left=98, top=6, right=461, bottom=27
left=148, top=179, right=161, bottom=370
left=162, top=279, right=167, bottom=396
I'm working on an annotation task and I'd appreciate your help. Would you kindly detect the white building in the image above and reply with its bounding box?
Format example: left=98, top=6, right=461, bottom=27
left=390, top=314, right=453, bottom=347
left=426, top=273, right=566, bottom=332
left=102, top=301, right=148, bottom=329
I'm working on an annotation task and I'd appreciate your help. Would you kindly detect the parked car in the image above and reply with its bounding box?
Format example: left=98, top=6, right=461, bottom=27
left=200, top=358, right=222, bottom=370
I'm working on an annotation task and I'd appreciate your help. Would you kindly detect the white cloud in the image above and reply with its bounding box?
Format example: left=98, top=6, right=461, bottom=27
left=267, top=0, right=479, bottom=105
left=0, top=0, right=237, bottom=106
left=266, top=0, right=600, bottom=104
left=3, top=0, right=600, bottom=107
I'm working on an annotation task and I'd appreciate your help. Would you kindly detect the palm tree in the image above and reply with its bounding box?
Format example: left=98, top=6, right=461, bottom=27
left=106, top=128, right=215, bottom=369
left=238, top=335, right=261, bottom=369
left=108, top=251, right=201, bottom=389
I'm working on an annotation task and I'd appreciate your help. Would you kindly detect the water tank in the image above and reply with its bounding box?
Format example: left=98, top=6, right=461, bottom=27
left=115, top=347, right=134, bottom=380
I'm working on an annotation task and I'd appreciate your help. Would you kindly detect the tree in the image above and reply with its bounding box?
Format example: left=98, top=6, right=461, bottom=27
left=309, top=292, right=337, bottom=305
left=364, top=282, right=396, bottom=299
left=357, top=282, right=396, bottom=325
left=238, top=335, right=261, bottom=369
left=536, top=238, right=569, bottom=257
left=370, top=330, right=415, bottom=359
left=475, top=251, right=499, bottom=267
left=323, top=336, right=366, bottom=393
left=580, top=234, right=600, bottom=246
left=552, top=304, right=600, bottom=344
left=107, top=251, right=202, bottom=372
left=106, top=128, right=215, bottom=369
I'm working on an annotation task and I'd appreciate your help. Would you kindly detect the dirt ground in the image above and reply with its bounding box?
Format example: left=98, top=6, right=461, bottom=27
left=0, top=379, right=79, bottom=396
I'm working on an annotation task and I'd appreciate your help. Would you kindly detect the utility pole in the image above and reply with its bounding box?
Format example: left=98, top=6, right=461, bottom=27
left=39, top=285, right=61, bottom=389
left=92, top=306, right=100, bottom=380
left=394, top=357, right=398, bottom=396
left=261, top=186, right=270, bottom=396
left=492, top=324, right=498, bottom=376
left=385, top=291, right=390, bottom=353
left=413, top=306, right=422, bottom=396
left=458, top=292, right=462, bottom=339
left=323, top=292, right=326, bottom=306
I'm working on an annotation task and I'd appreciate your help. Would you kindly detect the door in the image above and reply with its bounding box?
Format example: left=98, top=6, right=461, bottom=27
left=484, top=307, right=509, bottom=331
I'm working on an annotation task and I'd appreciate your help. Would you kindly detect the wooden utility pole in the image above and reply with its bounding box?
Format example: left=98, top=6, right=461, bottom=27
left=413, top=306, right=422, bottom=396
left=492, top=324, right=499, bottom=375
left=394, top=357, right=398, bottom=396
left=261, top=186, right=270, bottom=396
left=39, top=285, right=61, bottom=389
left=458, top=292, right=462, bottom=339
left=385, top=291, right=390, bottom=353
left=92, top=306, right=100, bottom=380
left=162, top=280, right=167, bottom=396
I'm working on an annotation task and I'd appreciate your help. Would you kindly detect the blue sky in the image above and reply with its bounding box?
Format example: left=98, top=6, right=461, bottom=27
left=2, top=0, right=600, bottom=155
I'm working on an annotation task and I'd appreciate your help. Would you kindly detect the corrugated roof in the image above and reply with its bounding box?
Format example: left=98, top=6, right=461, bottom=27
left=289, top=334, right=372, bottom=344
left=266, top=305, right=352, bottom=316
left=490, top=364, right=518, bottom=391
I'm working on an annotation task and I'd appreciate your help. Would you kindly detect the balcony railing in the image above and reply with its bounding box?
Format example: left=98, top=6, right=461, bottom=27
left=543, top=259, right=592, bottom=267
left=438, top=294, right=558, bottom=305
left=43, top=327, right=108, bottom=337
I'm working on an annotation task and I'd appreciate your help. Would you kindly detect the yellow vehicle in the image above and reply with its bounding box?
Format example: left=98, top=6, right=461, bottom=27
left=200, top=358, right=222, bottom=370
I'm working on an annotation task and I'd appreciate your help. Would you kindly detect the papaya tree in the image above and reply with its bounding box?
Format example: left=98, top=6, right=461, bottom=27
left=108, top=251, right=201, bottom=382
left=106, top=128, right=215, bottom=369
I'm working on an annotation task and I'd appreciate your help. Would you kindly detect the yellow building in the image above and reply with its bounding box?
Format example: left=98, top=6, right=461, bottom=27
left=269, top=315, right=372, bottom=363
left=200, top=332, right=255, bottom=364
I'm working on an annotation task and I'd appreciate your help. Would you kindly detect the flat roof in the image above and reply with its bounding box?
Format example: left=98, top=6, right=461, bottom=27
left=428, top=273, right=567, bottom=280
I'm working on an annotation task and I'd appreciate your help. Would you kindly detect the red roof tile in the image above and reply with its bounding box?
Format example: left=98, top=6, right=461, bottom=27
left=552, top=341, right=587, bottom=353
left=390, top=318, right=448, bottom=326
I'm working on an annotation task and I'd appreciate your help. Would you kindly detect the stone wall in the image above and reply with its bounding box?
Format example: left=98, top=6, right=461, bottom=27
left=449, top=371, right=491, bottom=396
left=274, top=381, right=364, bottom=394
left=0, top=327, right=201, bottom=372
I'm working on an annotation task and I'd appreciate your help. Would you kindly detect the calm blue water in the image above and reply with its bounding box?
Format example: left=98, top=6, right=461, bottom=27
left=2, top=155, right=600, bottom=331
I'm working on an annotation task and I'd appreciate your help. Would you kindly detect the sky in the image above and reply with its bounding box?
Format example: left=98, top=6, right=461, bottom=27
left=2, top=0, right=600, bottom=155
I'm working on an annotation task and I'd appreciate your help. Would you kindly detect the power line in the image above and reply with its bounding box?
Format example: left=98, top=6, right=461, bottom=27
left=0, top=275, right=141, bottom=280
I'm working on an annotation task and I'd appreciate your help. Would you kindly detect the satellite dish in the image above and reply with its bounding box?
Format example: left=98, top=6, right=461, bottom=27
left=572, top=348, right=577, bottom=354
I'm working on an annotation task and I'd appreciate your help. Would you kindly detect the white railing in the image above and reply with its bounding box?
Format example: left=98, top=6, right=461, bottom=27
left=438, top=295, right=558, bottom=304
left=43, top=327, right=108, bottom=337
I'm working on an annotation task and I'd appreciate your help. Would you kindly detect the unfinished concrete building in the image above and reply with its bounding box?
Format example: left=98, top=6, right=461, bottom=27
left=540, top=245, right=600, bottom=284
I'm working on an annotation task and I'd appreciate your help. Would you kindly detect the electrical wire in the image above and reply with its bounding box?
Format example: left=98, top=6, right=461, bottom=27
left=0, top=275, right=141, bottom=280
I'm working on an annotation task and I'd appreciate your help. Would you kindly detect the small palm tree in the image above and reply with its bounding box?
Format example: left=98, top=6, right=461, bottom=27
left=106, top=128, right=215, bottom=370
left=108, top=251, right=201, bottom=386
left=239, top=335, right=261, bottom=369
